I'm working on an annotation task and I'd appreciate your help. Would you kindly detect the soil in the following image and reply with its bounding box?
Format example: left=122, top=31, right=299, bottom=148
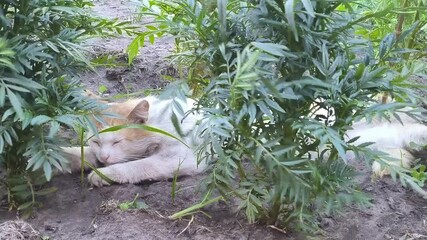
left=80, top=0, right=176, bottom=98
left=2, top=1, right=427, bottom=240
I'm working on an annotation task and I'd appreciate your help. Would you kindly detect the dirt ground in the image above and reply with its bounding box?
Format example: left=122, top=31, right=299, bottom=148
left=1, top=0, right=427, bottom=239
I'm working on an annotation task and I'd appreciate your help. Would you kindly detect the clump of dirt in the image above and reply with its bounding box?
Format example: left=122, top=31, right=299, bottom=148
left=0, top=220, right=41, bottom=240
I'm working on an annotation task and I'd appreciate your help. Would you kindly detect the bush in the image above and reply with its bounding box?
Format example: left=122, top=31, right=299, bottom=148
left=0, top=0, right=134, bottom=215
left=355, top=0, right=427, bottom=57
left=353, top=0, right=427, bottom=98
left=133, top=0, right=425, bottom=231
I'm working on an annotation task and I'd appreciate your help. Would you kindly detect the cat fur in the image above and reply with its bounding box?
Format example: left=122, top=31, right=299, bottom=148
left=62, top=96, right=205, bottom=187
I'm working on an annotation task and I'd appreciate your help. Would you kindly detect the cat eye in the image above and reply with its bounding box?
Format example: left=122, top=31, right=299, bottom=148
left=112, top=140, right=122, bottom=145
left=92, top=140, right=100, bottom=146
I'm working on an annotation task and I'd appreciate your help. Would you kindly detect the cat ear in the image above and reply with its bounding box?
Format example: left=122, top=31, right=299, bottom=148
left=127, top=100, right=150, bottom=124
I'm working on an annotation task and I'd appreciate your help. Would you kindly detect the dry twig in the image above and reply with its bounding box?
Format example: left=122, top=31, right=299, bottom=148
left=177, top=215, right=195, bottom=237
left=267, top=225, right=287, bottom=234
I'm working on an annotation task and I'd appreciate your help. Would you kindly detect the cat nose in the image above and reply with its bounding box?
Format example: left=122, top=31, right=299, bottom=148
left=100, top=153, right=110, bottom=163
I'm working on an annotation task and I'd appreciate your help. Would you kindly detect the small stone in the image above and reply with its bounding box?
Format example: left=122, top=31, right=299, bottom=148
left=44, top=224, right=57, bottom=232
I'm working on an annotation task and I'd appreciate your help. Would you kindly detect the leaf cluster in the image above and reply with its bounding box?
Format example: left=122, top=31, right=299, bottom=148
left=0, top=0, right=133, bottom=215
left=352, top=0, right=427, bottom=96
left=135, top=0, right=424, bottom=232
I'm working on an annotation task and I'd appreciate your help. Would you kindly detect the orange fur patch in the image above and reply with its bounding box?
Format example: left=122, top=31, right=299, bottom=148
left=97, top=99, right=153, bottom=140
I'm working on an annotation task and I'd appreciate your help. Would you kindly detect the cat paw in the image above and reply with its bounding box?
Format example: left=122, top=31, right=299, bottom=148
left=88, top=169, right=113, bottom=187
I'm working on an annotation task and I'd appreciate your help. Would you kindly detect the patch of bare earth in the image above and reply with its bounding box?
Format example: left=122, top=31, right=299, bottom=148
left=8, top=175, right=288, bottom=240
left=80, top=0, right=176, bottom=97
left=0, top=220, right=41, bottom=240
left=323, top=160, right=427, bottom=240
left=1, top=1, right=427, bottom=240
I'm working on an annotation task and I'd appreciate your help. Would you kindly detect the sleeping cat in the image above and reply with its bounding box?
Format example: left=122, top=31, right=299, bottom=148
left=64, top=93, right=426, bottom=187
left=62, top=96, right=206, bottom=187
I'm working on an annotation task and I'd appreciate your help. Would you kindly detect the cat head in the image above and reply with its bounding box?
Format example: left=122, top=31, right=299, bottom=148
left=89, top=99, right=160, bottom=165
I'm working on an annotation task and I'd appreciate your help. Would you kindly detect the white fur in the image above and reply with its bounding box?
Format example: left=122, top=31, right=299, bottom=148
left=64, top=95, right=426, bottom=185
left=346, top=110, right=427, bottom=176
left=64, top=96, right=205, bottom=187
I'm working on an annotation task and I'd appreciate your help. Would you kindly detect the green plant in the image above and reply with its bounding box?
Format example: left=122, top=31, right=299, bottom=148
left=98, top=85, right=108, bottom=95
left=118, top=194, right=150, bottom=211
left=133, top=0, right=425, bottom=232
left=411, top=165, right=427, bottom=187
left=0, top=0, right=135, bottom=216
left=409, top=143, right=427, bottom=186
left=355, top=0, right=427, bottom=57
left=352, top=0, right=427, bottom=99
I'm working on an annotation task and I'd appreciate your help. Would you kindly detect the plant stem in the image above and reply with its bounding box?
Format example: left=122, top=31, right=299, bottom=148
left=26, top=175, right=35, bottom=205
left=80, top=128, right=85, bottom=184
left=169, top=195, right=223, bottom=219
left=268, top=193, right=281, bottom=225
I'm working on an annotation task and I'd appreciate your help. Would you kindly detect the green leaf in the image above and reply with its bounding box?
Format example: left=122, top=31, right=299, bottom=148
left=211, top=126, right=232, bottom=138
left=31, top=115, right=52, bottom=125
left=217, top=0, right=228, bottom=41
left=251, top=42, right=288, bottom=57
left=301, top=0, right=315, bottom=17
left=127, top=35, right=145, bottom=64
left=149, top=34, right=155, bottom=44
left=0, top=138, right=4, bottom=153
left=290, top=169, right=312, bottom=174
left=98, top=85, right=108, bottom=94
left=265, top=98, right=286, bottom=113
left=119, top=202, right=131, bottom=211
left=0, top=85, right=5, bottom=106
left=134, top=201, right=149, bottom=210
left=3, top=130, right=12, bottom=145
left=17, top=201, right=33, bottom=211
left=31, top=153, right=45, bottom=171
left=11, top=184, right=28, bottom=192
left=6, top=88, right=23, bottom=118
left=5, top=84, right=30, bottom=93
left=35, top=187, right=57, bottom=196
left=145, top=25, right=157, bottom=31
left=43, top=161, right=53, bottom=181
left=271, top=145, right=296, bottom=156
left=281, top=159, right=308, bottom=166
left=285, top=0, right=298, bottom=41
left=55, top=115, right=77, bottom=127
left=378, top=33, right=395, bottom=59
left=2, top=77, right=44, bottom=90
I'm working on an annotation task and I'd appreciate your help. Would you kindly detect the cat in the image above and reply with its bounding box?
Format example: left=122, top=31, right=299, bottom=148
left=62, top=96, right=206, bottom=187
left=345, top=108, right=427, bottom=177
left=64, top=93, right=426, bottom=186
left=310, top=96, right=427, bottom=176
